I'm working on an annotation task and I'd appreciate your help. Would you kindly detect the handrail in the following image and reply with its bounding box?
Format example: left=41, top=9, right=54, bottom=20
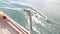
left=0, top=11, right=29, bottom=34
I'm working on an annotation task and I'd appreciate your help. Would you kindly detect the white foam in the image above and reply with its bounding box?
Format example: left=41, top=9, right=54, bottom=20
left=32, top=26, right=41, bottom=34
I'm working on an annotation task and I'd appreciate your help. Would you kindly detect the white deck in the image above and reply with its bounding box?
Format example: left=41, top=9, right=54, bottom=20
left=0, top=18, right=19, bottom=34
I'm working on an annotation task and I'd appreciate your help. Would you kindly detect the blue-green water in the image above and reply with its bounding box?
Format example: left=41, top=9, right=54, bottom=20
left=0, top=0, right=60, bottom=34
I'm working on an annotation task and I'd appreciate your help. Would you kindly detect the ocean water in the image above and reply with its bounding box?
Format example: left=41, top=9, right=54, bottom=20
left=0, top=0, right=60, bottom=34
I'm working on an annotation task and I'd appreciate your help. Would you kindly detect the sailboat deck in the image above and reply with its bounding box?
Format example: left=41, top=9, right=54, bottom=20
left=0, top=19, right=19, bottom=34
